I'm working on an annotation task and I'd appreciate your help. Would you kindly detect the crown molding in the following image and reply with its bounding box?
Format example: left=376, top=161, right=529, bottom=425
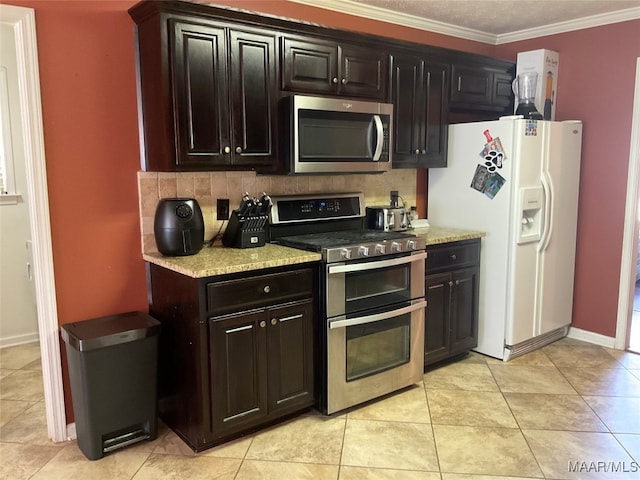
left=289, top=0, right=640, bottom=45
left=287, top=0, right=496, bottom=44
left=496, top=6, right=640, bottom=44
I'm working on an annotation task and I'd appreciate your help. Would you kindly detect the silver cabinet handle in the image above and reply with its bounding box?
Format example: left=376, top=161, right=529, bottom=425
left=271, top=318, right=278, bottom=326
left=224, top=146, right=231, bottom=154
left=263, top=285, right=271, bottom=294
left=341, top=78, right=346, bottom=84
left=260, top=321, right=266, bottom=328
left=332, top=77, right=338, bottom=84
left=235, top=146, right=242, bottom=154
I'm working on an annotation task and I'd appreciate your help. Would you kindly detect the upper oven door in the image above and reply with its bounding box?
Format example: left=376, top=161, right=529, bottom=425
left=290, top=95, right=393, bottom=174
left=326, top=251, right=426, bottom=318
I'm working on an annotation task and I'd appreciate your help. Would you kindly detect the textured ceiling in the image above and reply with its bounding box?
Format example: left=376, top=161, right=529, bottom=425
left=347, top=0, right=640, bottom=35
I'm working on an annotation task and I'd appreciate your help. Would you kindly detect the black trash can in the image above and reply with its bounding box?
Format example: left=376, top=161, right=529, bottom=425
left=61, top=311, right=161, bottom=460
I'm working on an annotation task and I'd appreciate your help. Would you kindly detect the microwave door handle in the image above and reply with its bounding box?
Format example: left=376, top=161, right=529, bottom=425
left=329, top=300, right=427, bottom=329
left=372, top=115, right=384, bottom=161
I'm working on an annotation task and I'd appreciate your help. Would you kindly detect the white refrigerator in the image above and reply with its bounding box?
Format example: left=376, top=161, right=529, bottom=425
left=428, top=117, right=583, bottom=360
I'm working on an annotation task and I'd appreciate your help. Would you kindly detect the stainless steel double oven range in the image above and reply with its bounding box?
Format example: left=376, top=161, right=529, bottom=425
left=269, top=193, right=426, bottom=415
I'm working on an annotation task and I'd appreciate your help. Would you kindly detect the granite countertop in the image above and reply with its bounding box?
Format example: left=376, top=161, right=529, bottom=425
left=144, top=226, right=485, bottom=278
left=143, top=243, right=322, bottom=278
left=411, top=225, right=486, bottom=246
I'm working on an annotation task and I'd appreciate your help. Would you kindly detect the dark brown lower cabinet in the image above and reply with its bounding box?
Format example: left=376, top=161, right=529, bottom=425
left=149, top=263, right=317, bottom=452
left=424, top=239, right=480, bottom=367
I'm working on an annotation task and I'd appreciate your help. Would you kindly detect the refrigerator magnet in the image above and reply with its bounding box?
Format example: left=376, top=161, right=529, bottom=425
left=484, top=172, right=506, bottom=199
left=470, top=164, right=490, bottom=192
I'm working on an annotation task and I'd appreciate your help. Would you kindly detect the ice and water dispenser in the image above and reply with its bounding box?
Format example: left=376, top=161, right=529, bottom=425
left=518, top=187, right=543, bottom=243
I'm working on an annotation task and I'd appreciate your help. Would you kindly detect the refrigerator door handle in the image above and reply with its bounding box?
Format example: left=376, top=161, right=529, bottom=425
left=539, top=172, right=553, bottom=252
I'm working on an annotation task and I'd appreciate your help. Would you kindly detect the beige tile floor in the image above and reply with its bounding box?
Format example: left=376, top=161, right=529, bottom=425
left=1, top=338, right=640, bottom=479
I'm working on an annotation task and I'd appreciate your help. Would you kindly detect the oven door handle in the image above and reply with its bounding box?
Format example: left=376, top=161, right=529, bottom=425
left=328, top=299, right=427, bottom=329
left=328, top=251, right=427, bottom=274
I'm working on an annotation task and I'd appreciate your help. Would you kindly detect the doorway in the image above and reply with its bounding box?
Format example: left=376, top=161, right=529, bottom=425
left=0, top=5, right=67, bottom=442
left=616, top=57, right=640, bottom=353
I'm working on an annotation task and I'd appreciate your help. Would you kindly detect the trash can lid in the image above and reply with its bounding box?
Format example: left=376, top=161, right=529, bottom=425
left=61, top=311, right=161, bottom=352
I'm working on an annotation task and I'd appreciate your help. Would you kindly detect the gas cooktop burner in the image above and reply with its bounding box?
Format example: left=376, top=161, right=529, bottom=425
left=278, top=230, right=415, bottom=250
left=277, top=229, right=424, bottom=262
left=269, top=193, right=426, bottom=262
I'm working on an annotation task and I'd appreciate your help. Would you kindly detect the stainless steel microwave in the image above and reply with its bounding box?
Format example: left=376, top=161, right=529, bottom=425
left=285, top=95, right=393, bottom=174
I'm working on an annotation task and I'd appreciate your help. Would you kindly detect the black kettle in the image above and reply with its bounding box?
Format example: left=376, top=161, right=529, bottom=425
left=154, top=198, right=204, bottom=256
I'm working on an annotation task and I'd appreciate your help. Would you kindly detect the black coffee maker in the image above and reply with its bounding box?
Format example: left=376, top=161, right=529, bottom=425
left=154, top=198, right=204, bottom=256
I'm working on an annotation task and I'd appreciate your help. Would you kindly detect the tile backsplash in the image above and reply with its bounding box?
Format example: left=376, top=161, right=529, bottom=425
left=138, top=169, right=417, bottom=254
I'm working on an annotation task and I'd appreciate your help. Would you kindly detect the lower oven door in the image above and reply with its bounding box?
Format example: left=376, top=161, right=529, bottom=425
left=326, top=299, right=426, bottom=415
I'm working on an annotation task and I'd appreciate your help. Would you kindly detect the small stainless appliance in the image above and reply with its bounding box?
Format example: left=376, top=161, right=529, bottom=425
left=285, top=95, right=393, bottom=174
left=269, top=192, right=426, bottom=415
left=366, top=206, right=409, bottom=232
left=154, top=198, right=204, bottom=256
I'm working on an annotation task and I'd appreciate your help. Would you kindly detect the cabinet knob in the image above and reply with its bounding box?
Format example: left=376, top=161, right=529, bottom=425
left=341, top=78, right=346, bottom=85
left=449, top=281, right=454, bottom=287
left=271, top=318, right=278, bottom=326
left=224, top=146, right=231, bottom=154
left=421, top=149, right=427, bottom=154
left=263, top=285, right=271, bottom=294
left=235, top=146, right=242, bottom=154
left=450, top=254, right=457, bottom=261
left=260, top=321, right=266, bottom=328
left=332, top=77, right=338, bottom=84
left=415, top=149, right=420, bottom=154
left=455, top=280, right=460, bottom=286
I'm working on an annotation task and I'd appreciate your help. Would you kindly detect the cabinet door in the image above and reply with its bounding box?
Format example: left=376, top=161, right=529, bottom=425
left=391, top=55, right=448, bottom=169
left=210, top=309, right=268, bottom=435
left=228, top=29, right=278, bottom=168
left=390, top=53, right=423, bottom=167
left=450, top=64, right=492, bottom=106
left=449, top=266, right=479, bottom=356
left=339, top=44, right=387, bottom=99
left=281, top=37, right=337, bottom=94
left=266, top=300, right=315, bottom=414
left=492, top=72, right=514, bottom=110
left=422, top=61, right=449, bottom=168
left=171, top=20, right=230, bottom=169
left=424, top=272, right=452, bottom=366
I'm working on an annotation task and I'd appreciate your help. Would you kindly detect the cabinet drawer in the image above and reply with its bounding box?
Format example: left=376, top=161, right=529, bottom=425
left=426, top=240, right=480, bottom=273
left=207, top=268, right=313, bottom=315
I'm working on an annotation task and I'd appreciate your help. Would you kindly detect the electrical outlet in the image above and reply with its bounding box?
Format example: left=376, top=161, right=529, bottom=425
left=217, top=198, right=230, bottom=220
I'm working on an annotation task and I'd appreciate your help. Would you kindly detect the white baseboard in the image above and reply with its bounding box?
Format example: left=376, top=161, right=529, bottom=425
left=0, top=332, right=40, bottom=349
left=567, top=327, right=617, bottom=348
left=66, top=422, right=77, bottom=441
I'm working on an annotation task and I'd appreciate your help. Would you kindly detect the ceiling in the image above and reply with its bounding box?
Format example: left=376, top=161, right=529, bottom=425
left=290, top=0, right=640, bottom=43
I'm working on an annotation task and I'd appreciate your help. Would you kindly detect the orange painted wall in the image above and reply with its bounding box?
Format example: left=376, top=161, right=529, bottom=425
left=3, top=0, right=149, bottom=420
left=496, top=20, right=640, bottom=338
left=3, top=0, right=494, bottom=425
left=5, top=0, right=638, bottom=424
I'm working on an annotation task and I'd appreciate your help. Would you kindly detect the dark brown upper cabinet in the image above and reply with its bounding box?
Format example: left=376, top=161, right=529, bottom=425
left=282, top=36, right=388, bottom=100
left=390, top=53, right=449, bottom=169
left=449, top=61, right=515, bottom=114
left=130, top=0, right=515, bottom=172
left=132, top=10, right=278, bottom=171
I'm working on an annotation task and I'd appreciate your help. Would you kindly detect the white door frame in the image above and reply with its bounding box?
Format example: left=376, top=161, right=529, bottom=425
left=616, top=58, right=640, bottom=350
left=0, top=5, right=67, bottom=442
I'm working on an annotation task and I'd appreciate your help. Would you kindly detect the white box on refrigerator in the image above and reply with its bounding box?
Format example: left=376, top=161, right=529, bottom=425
left=515, top=49, right=559, bottom=120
